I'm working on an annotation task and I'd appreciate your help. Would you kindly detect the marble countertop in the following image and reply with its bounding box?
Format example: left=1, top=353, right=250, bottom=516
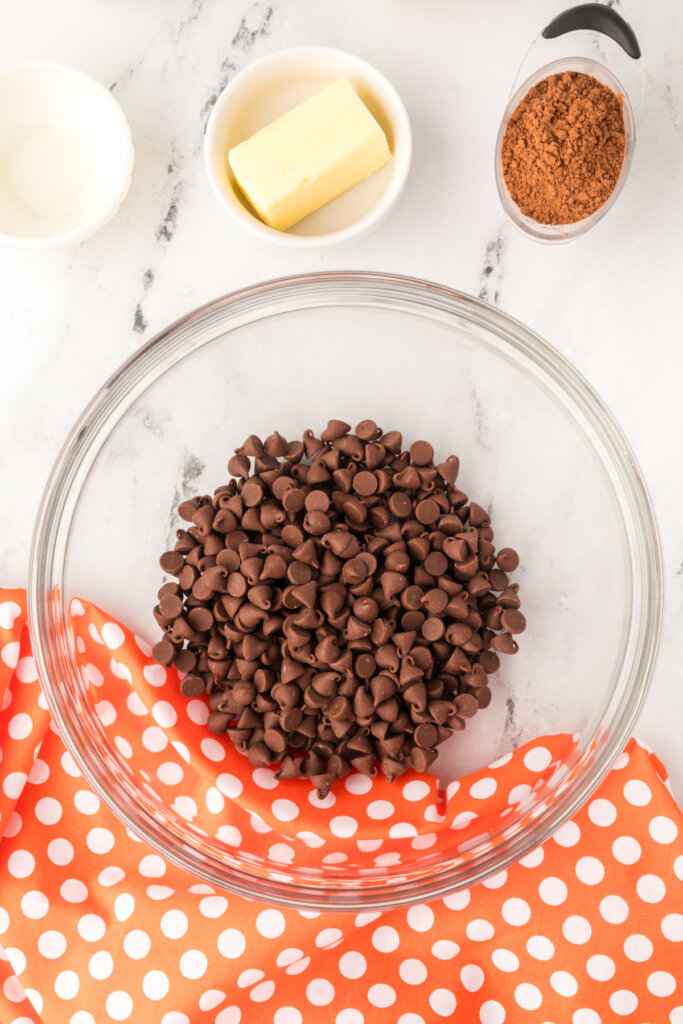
left=2, top=0, right=682, bottom=800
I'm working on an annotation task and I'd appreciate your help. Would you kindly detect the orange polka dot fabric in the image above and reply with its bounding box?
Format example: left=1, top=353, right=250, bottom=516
left=0, top=588, right=682, bottom=1024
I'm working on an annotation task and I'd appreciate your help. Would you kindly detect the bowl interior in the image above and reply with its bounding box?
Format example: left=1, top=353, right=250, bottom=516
left=495, top=58, right=636, bottom=244
left=0, top=64, right=132, bottom=243
left=205, top=48, right=410, bottom=241
left=32, top=275, right=659, bottom=908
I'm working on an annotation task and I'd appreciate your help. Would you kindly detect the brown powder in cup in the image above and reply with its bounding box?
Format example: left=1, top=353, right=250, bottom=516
left=501, top=70, right=626, bottom=226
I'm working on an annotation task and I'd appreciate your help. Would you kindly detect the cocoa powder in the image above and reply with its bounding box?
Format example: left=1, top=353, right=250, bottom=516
left=501, top=70, right=626, bottom=226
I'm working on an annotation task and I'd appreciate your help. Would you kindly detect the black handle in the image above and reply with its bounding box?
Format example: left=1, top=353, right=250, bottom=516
left=542, top=3, right=641, bottom=59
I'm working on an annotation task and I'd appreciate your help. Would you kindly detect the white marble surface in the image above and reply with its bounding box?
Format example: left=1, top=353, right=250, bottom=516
left=1, top=0, right=682, bottom=799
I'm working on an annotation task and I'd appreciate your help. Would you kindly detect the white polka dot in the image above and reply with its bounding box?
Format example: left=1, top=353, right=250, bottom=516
left=600, top=895, right=629, bottom=923
left=339, top=951, right=367, bottom=979
left=519, top=846, right=544, bottom=869
left=481, top=870, right=508, bottom=890
left=8, top=850, right=34, bottom=878
left=515, top=983, right=542, bottom=1010
left=161, top=1016, right=190, bottom=1024
left=106, top=990, right=133, bottom=1020
left=38, top=929, right=66, bottom=958
left=143, top=663, right=166, bottom=687
left=215, top=1010, right=242, bottom=1024
left=216, top=773, right=243, bottom=800
left=6, top=946, right=26, bottom=975
left=152, top=700, right=177, bottom=728
left=470, top=777, right=497, bottom=799
left=400, top=958, right=428, bottom=985
left=623, top=933, right=653, bottom=962
left=86, top=828, right=114, bottom=854
left=159, top=909, right=188, bottom=939
left=55, top=970, right=79, bottom=999
left=460, top=964, right=484, bottom=992
left=271, top=798, right=299, bottom=822
left=341, top=772, right=371, bottom=795
left=623, top=779, right=651, bottom=806
left=367, top=800, right=394, bottom=820
left=139, top=854, right=165, bottom=877
left=28, top=758, right=50, bottom=784
left=501, top=898, right=530, bottom=926
left=314, top=928, right=342, bottom=950
left=185, top=700, right=209, bottom=726
left=431, top=939, right=459, bottom=959
left=609, top=990, right=638, bottom=1016
left=429, top=988, right=456, bottom=1016
left=402, top=779, right=430, bottom=801
left=491, top=948, right=519, bottom=972
left=61, top=751, right=82, bottom=777
left=1, top=640, right=19, bottom=669
left=3, top=974, right=25, bottom=1002
left=250, top=980, right=275, bottom=1002
left=78, top=914, right=106, bottom=942
left=8, top=713, right=32, bottom=740
left=123, top=929, right=151, bottom=959
left=526, top=935, right=554, bottom=961
left=47, top=838, right=74, bottom=866
left=662, top=913, right=683, bottom=942
left=0, top=908, right=9, bottom=934
left=576, top=855, right=605, bottom=885
left=306, top=979, right=335, bottom=1006
left=330, top=815, right=357, bottom=838
left=142, top=970, right=169, bottom=1000
left=179, top=949, right=207, bottom=979
left=0, top=599, right=22, bottom=629
left=612, top=835, right=641, bottom=864
left=551, top=970, right=578, bottom=997
left=98, top=866, right=125, bottom=887
left=100, top=622, right=125, bottom=649
left=3, top=811, right=22, bottom=837
left=200, top=737, right=225, bottom=762
left=407, top=904, right=434, bottom=932
left=199, top=896, right=228, bottom=918
left=171, top=795, right=198, bottom=820
left=647, top=971, right=676, bottom=997
left=89, top=951, right=113, bottom=979
left=277, top=948, right=304, bottom=968
left=95, top=698, right=117, bottom=726
left=637, top=874, right=666, bottom=903
left=523, top=746, right=551, bottom=772
left=35, top=797, right=62, bottom=825
left=452, top=810, right=478, bottom=829
left=71, top=1011, right=96, bottom=1024
left=199, top=991, right=226, bottom=1012
left=588, top=798, right=617, bottom=827
left=466, top=919, right=495, bottom=941
left=479, top=1000, right=506, bottom=1024
left=553, top=821, right=581, bottom=847
left=572, top=1011, right=600, bottom=1024
left=255, top=909, right=285, bottom=938
left=563, top=915, right=593, bottom=943
left=15, top=656, right=38, bottom=682
left=3, top=773, right=27, bottom=800
left=252, top=767, right=278, bottom=789
left=142, top=726, right=167, bottom=752
left=218, top=928, right=246, bottom=959
left=538, top=876, right=567, bottom=905
left=369, top=983, right=396, bottom=1007
left=21, top=890, right=49, bottom=919
left=147, top=885, right=174, bottom=900
left=649, top=815, right=678, bottom=844
left=372, top=926, right=400, bottom=952
left=676, top=855, right=683, bottom=881
left=587, top=954, right=616, bottom=981
left=157, top=762, right=184, bottom=786
left=336, top=1012, right=365, bottom=1024
left=114, top=894, right=135, bottom=922
left=125, top=691, right=148, bottom=717
left=74, top=790, right=100, bottom=815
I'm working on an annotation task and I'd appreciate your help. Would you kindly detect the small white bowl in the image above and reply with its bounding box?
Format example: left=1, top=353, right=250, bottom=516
left=204, top=46, right=412, bottom=248
left=0, top=62, right=134, bottom=249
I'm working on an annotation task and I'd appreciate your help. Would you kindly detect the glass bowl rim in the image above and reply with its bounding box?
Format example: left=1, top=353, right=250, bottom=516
left=29, top=271, right=663, bottom=909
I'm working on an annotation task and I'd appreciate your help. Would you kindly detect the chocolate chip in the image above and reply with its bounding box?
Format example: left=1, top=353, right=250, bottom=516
left=156, top=421, right=524, bottom=795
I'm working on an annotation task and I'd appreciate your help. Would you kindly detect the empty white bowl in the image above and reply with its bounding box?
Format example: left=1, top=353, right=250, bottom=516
left=0, top=62, right=134, bottom=249
left=204, top=47, right=412, bottom=248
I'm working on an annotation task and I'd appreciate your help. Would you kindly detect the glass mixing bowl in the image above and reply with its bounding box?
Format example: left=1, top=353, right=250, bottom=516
left=29, top=272, right=662, bottom=910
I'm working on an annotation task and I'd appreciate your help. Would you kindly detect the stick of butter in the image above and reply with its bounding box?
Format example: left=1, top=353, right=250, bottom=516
left=228, top=78, right=392, bottom=231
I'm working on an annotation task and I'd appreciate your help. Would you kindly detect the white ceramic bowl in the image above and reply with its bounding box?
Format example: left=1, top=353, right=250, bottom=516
left=204, top=47, right=412, bottom=248
left=0, top=62, right=134, bottom=249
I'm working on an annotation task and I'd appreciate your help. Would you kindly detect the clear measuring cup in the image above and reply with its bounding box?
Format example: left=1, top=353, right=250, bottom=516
left=494, top=3, right=643, bottom=243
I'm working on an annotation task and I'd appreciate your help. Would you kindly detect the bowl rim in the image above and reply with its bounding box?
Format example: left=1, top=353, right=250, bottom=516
left=494, top=57, right=636, bottom=244
left=0, top=61, right=134, bottom=250
left=203, top=45, right=412, bottom=249
left=29, top=271, right=663, bottom=909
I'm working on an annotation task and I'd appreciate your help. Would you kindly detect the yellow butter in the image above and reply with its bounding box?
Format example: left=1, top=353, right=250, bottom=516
left=228, top=78, right=392, bottom=231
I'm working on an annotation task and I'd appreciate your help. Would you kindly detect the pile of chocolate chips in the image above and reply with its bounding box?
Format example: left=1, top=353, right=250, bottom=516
left=153, top=420, right=525, bottom=798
